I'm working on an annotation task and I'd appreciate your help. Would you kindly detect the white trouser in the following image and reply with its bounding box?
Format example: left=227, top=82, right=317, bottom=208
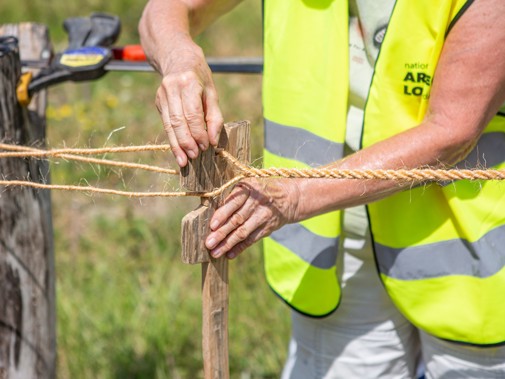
left=420, top=331, right=505, bottom=379
left=281, top=206, right=505, bottom=379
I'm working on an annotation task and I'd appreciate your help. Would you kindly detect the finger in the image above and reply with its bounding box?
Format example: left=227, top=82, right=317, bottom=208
left=210, top=213, right=266, bottom=258
left=181, top=84, right=209, bottom=151
left=156, top=89, right=187, bottom=167
left=209, top=184, right=251, bottom=231
left=226, top=226, right=267, bottom=259
left=203, top=86, right=224, bottom=146
left=164, top=80, right=199, bottom=160
left=206, top=192, right=256, bottom=250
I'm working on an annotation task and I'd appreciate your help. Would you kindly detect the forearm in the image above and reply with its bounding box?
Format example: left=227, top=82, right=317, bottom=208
left=139, top=0, right=190, bottom=74
left=139, top=0, right=242, bottom=75
left=294, top=117, right=479, bottom=221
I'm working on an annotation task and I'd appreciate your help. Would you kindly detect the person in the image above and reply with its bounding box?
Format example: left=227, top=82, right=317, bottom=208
left=139, top=0, right=505, bottom=377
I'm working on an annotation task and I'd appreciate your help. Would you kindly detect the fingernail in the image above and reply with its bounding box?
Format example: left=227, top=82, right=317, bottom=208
left=199, top=143, right=207, bottom=151
left=176, top=156, right=184, bottom=167
left=227, top=252, right=236, bottom=259
left=206, top=237, right=216, bottom=249
left=210, top=219, right=219, bottom=230
left=188, top=150, right=197, bottom=159
left=211, top=248, right=221, bottom=257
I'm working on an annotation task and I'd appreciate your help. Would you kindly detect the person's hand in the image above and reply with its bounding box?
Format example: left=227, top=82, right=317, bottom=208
left=205, top=178, right=301, bottom=259
left=155, top=40, right=224, bottom=167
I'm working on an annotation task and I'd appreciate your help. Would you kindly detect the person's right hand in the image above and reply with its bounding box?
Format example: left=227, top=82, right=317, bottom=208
left=155, top=38, right=224, bottom=167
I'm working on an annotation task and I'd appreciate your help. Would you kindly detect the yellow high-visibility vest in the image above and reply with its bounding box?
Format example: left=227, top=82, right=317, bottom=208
left=263, top=0, right=505, bottom=345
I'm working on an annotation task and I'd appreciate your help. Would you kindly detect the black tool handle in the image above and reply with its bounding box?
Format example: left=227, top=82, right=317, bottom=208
left=85, top=13, right=121, bottom=47
left=63, top=17, right=92, bottom=50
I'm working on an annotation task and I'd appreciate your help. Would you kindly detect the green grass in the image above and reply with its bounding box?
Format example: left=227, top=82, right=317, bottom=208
left=1, top=1, right=290, bottom=378
left=55, top=198, right=288, bottom=379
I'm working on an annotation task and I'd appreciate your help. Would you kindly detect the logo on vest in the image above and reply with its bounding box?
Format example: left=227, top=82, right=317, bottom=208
left=403, top=63, right=431, bottom=99
left=373, top=25, right=388, bottom=48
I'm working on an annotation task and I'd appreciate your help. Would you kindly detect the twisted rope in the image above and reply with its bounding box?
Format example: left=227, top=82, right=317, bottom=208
left=219, top=150, right=505, bottom=182
left=0, top=143, right=178, bottom=175
left=0, top=177, right=242, bottom=198
left=0, top=143, right=504, bottom=199
left=0, top=143, right=172, bottom=156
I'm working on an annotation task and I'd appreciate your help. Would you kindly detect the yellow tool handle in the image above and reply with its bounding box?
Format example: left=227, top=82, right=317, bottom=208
left=16, top=71, right=33, bottom=107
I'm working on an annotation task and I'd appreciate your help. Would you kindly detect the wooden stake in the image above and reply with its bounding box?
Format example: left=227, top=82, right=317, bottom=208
left=181, top=120, right=250, bottom=379
left=0, top=23, right=56, bottom=378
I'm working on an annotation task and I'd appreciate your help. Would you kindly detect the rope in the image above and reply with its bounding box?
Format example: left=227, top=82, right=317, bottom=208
left=0, top=176, right=244, bottom=198
left=0, top=143, right=172, bottom=156
left=1, top=143, right=504, bottom=199
left=0, top=143, right=178, bottom=175
left=219, top=150, right=505, bottom=182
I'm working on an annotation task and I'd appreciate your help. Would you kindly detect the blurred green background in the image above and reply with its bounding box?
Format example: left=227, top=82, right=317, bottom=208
left=0, top=1, right=290, bottom=378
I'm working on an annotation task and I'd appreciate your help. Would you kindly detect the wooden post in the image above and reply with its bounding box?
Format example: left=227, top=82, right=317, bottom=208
left=181, top=120, right=250, bottom=379
left=0, top=24, right=56, bottom=379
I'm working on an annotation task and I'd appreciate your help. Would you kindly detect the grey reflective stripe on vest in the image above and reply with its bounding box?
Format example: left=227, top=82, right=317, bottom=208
left=455, top=132, right=505, bottom=169
left=269, top=223, right=338, bottom=269
left=264, top=118, right=344, bottom=167
left=377, top=224, right=505, bottom=280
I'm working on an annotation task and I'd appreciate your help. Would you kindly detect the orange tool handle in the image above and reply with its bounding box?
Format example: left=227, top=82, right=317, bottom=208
left=111, top=45, right=146, bottom=61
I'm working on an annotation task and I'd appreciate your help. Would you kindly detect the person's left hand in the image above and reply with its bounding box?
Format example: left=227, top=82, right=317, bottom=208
left=205, top=178, right=301, bottom=259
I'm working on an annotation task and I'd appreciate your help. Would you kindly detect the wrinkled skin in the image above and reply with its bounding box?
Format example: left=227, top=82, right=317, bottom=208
left=205, top=178, right=301, bottom=258
left=154, top=42, right=223, bottom=167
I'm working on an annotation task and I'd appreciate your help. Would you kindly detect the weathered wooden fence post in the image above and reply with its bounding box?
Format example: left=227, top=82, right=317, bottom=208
left=181, top=120, right=250, bottom=379
left=0, top=24, right=56, bottom=379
